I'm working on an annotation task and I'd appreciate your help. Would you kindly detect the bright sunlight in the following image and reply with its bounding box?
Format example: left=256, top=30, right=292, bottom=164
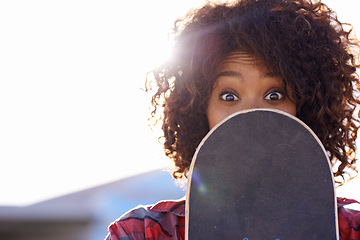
left=0, top=0, right=359, bottom=206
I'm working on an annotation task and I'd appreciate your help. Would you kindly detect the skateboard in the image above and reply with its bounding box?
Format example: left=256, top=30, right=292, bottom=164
left=185, top=109, right=339, bottom=240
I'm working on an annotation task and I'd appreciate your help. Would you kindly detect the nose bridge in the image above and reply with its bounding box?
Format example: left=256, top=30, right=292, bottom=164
left=239, top=74, right=265, bottom=111
left=242, top=95, right=263, bottom=110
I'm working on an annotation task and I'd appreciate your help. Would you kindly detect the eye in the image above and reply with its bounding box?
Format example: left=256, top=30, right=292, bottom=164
left=219, top=91, right=239, bottom=102
left=264, top=91, right=284, bottom=101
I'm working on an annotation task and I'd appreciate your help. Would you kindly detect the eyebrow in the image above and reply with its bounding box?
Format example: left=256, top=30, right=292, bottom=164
left=215, top=71, right=242, bottom=79
left=263, top=71, right=280, bottom=78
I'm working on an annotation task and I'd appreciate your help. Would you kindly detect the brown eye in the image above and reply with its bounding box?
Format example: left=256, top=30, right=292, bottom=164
left=220, top=91, right=239, bottom=101
left=264, top=91, right=283, bottom=101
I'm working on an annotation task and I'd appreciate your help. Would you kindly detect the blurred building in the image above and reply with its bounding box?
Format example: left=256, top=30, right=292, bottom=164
left=0, top=169, right=185, bottom=240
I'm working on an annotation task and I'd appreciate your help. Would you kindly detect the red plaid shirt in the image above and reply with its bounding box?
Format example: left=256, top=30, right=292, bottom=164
left=106, top=198, right=360, bottom=240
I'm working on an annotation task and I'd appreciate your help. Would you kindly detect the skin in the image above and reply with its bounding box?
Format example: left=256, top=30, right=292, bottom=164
left=206, top=54, right=296, bottom=129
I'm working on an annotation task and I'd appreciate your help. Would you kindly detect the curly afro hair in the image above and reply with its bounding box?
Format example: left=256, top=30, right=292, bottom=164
left=146, top=0, right=360, bottom=184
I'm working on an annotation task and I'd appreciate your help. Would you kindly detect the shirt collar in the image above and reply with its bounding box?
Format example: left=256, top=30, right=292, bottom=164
left=150, top=197, right=186, bottom=217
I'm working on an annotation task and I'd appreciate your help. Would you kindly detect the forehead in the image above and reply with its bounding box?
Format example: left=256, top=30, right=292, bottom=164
left=217, top=52, right=278, bottom=78
left=220, top=52, right=259, bottom=65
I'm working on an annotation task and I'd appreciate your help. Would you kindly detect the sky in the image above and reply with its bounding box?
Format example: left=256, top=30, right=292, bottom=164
left=0, top=0, right=359, bottom=206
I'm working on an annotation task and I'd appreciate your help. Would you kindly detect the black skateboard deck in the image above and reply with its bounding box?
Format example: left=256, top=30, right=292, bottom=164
left=185, top=109, right=339, bottom=240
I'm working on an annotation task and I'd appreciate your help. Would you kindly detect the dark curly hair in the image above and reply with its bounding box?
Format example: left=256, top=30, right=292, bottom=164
left=146, top=0, right=360, bottom=183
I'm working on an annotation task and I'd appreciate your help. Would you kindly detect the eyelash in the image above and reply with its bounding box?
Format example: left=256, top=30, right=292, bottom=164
left=219, top=90, right=239, bottom=101
left=219, top=90, right=285, bottom=102
left=264, top=91, right=284, bottom=101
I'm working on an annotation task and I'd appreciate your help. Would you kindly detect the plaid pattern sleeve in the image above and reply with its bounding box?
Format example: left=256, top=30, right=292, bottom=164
left=106, top=197, right=360, bottom=240
left=106, top=199, right=185, bottom=240
left=338, top=198, right=360, bottom=240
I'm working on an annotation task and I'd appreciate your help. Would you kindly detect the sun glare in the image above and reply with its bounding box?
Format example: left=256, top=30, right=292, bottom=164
left=0, top=0, right=206, bottom=206
left=0, top=0, right=359, bottom=206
